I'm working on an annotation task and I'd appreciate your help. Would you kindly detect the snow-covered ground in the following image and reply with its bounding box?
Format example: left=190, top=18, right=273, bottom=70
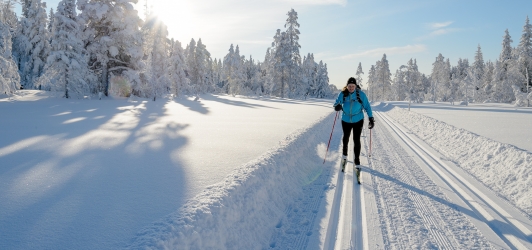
left=387, top=101, right=532, bottom=152
left=0, top=91, right=332, bottom=249
left=1, top=91, right=531, bottom=249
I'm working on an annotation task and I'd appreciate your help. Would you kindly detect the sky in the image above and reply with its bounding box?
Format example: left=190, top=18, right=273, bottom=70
left=27, top=0, right=532, bottom=89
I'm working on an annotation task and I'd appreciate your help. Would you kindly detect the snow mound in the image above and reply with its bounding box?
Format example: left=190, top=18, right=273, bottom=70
left=385, top=106, right=532, bottom=217
left=127, top=112, right=337, bottom=249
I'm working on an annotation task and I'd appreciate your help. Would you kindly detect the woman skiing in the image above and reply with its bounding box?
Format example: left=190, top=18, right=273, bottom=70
left=333, top=77, right=374, bottom=172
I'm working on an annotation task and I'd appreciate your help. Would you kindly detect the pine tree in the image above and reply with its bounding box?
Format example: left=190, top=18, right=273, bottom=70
left=284, top=8, right=302, bottom=98
left=15, top=0, right=50, bottom=89
left=472, top=45, right=485, bottom=102
left=301, top=53, right=317, bottom=97
left=77, top=0, right=143, bottom=96
left=21, top=0, right=31, bottom=17
left=48, top=7, right=54, bottom=33
left=367, top=65, right=376, bottom=101
left=141, top=13, right=171, bottom=101
left=374, top=54, right=392, bottom=101
left=270, top=29, right=290, bottom=98
left=37, top=0, right=95, bottom=98
left=494, top=29, right=523, bottom=103
left=195, top=38, right=212, bottom=94
left=355, top=62, right=364, bottom=88
left=430, top=53, right=450, bottom=103
left=0, top=17, right=20, bottom=94
left=518, top=16, right=532, bottom=91
left=0, top=1, right=19, bottom=45
left=168, top=38, right=189, bottom=97
left=315, top=60, right=331, bottom=98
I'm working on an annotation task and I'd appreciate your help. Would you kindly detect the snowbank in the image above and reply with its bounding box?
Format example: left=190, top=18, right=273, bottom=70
left=127, top=112, right=337, bottom=249
left=384, top=105, right=532, bottom=217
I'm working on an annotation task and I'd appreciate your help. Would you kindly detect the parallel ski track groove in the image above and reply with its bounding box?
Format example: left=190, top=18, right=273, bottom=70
left=368, top=111, right=492, bottom=249
left=377, top=110, right=532, bottom=249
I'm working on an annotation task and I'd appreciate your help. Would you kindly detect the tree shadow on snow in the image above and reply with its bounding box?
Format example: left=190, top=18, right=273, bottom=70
left=0, top=98, right=191, bottom=250
left=201, top=94, right=279, bottom=109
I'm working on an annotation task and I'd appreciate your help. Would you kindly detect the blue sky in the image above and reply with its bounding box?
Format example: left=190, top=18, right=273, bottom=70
left=28, top=0, right=532, bottom=89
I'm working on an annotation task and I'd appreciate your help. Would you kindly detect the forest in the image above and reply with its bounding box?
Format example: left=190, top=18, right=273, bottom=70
left=365, top=17, right=532, bottom=106
left=0, top=0, right=335, bottom=100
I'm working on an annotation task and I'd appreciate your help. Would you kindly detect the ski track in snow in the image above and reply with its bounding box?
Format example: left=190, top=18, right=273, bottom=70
left=367, top=112, right=492, bottom=249
left=384, top=105, right=532, bottom=218
left=127, top=112, right=341, bottom=249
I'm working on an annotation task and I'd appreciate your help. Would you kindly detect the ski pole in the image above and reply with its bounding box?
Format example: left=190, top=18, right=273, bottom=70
left=323, top=111, right=339, bottom=164
left=369, top=128, right=372, bottom=158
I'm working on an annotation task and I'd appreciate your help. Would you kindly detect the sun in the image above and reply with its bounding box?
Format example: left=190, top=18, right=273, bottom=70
left=139, top=0, right=198, bottom=43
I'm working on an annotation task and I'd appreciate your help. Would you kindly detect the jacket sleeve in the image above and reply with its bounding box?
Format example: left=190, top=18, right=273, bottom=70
left=333, top=92, right=344, bottom=107
left=360, top=91, right=373, bottom=117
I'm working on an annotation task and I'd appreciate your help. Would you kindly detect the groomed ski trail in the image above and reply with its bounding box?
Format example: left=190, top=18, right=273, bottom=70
left=375, top=110, right=532, bottom=249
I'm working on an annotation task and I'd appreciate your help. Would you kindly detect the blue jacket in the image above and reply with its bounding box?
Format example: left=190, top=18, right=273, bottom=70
left=333, top=90, right=373, bottom=123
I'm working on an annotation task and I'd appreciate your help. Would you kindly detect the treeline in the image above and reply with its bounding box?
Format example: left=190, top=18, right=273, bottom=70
left=365, top=16, right=532, bottom=106
left=0, top=0, right=336, bottom=99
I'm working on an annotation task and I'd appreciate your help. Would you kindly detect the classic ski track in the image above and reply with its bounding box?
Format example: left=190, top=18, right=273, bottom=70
left=377, top=110, right=532, bottom=250
left=369, top=111, right=493, bottom=249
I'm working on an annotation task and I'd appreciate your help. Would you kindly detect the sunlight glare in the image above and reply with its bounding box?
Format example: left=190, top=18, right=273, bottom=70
left=149, top=1, right=197, bottom=43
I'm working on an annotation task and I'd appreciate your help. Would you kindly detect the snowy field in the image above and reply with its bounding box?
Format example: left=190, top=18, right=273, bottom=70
left=387, top=101, right=532, bottom=152
left=1, top=91, right=532, bottom=249
left=0, top=91, right=333, bottom=250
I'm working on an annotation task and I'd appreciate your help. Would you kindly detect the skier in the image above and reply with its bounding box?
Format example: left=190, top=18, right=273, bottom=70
left=333, top=77, right=374, bottom=173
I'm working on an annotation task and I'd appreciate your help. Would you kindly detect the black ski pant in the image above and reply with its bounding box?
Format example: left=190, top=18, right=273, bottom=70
left=341, top=119, right=364, bottom=164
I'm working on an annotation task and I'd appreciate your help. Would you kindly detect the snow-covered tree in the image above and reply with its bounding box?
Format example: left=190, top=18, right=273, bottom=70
left=140, top=14, right=171, bottom=100
left=284, top=8, right=302, bottom=98
left=270, top=29, right=290, bottom=97
left=48, top=7, right=54, bottom=33
left=15, top=0, right=50, bottom=89
left=185, top=38, right=212, bottom=96
left=392, top=65, right=408, bottom=101
left=301, top=53, right=317, bottom=97
left=242, top=55, right=262, bottom=96
left=168, top=38, right=189, bottom=97
left=77, top=0, right=143, bottom=96
left=367, top=65, right=376, bottom=101
left=37, top=0, right=95, bottom=98
left=355, top=62, right=364, bottom=88
left=0, top=0, right=18, bottom=35
left=315, top=60, right=331, bottom=98
left=518, top=16, right=532, bottom=92
left=392, top=58, right=421, bottom=102
left=222, top=44, right=243, bottom=95
left=0, top=17, right=20, bottom=94
left=492, top=29, right=523, bottom=103
left=372, top=54, right=392, bottom=101
left=430, top=53, right=451, bottom=103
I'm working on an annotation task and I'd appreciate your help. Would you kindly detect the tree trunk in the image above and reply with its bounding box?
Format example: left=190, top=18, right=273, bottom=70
left=102, top=63, right=109, bottom=96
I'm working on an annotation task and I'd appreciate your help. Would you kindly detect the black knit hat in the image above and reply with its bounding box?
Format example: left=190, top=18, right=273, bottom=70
left=347, top=77, right=357, bottom=85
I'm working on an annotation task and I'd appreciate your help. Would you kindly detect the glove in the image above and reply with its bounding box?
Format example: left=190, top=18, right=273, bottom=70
left=334, top=104, right=343, bottom=111
left=368, top=117, right=375, bottom=129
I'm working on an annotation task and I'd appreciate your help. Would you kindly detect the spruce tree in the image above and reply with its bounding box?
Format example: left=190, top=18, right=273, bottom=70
left=355, top=62, right=364, bottom=88
left=38, top=0, right=94, bottom=98
left=77, top=0, right=143, bottom=96
left=0, top=18, right=20, bottom=94
left=17, top=0, right=50, bottom=89
left=518, top=16, right=532, bottom=91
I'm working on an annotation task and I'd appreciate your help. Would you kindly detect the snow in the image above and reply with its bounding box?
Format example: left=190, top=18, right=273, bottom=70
left=1, top=91, right=532, bottom=249
left=0, top=90, right=333, bottom=249
left=382, top=102, right=532, bottom=216
left=387, top=101, right=532, bottom=152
